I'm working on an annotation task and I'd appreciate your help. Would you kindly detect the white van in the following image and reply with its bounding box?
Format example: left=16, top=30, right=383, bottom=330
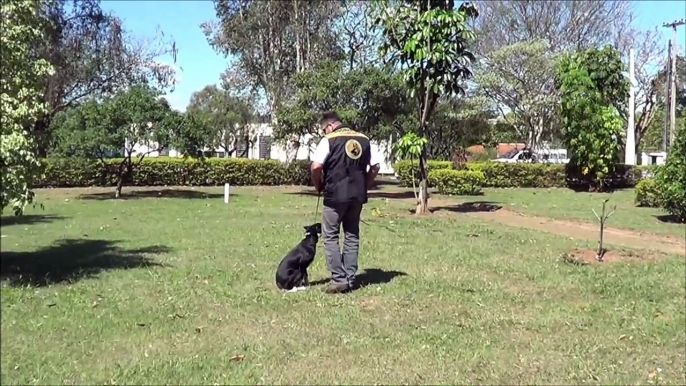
left=537, top=149, right=569, bottom=164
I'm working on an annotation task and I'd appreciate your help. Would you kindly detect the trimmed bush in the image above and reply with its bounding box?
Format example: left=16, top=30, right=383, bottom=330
left=395, top=160, right=655, bottom=190
left=466, top=162, right=566, bottom=188
left=656, top=121, right=686, bottom=222
left=634, top=178, right=661, bottom=207
left=38, top=156, right=658, bottom=192
left=37, top=157, right=312, bottom=188
left=429, top=169, right=484, bottom=195
left=394, top=160, right=452, bottom=187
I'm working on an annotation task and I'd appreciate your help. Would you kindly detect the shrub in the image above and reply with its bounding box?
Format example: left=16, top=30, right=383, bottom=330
left=396, top=160, right=652, bottom=190
left=466, top=162, right=566, bottom=188
left=394, top=160, right=452, bottom=187
left=656, top=121, right=686, bottom=222
left=634, top=178, right=661, bottom=207
left=429, top=169, right=484, bottom=196
left=37, top=157, right=312, bottom=188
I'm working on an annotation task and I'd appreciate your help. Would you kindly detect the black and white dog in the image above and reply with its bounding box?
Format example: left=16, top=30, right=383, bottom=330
left=275, top=222, right=322, bottom=292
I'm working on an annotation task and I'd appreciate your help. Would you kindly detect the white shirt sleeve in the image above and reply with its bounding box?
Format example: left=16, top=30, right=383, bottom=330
left=311, top=137, right=330, bottom=164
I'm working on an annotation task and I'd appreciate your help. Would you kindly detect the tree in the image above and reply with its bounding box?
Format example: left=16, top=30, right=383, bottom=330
left=1, top=0, right=55, bottom=215
left=203, top=0, right=343, bottom=116
left=336, top=0, right=385, bottom=70
left=394, top=132, right=427, bottom=202
left=186, top=85, right=255, bottom=157
left=424, top=97, right=496, bottom=159
left=376, top=0, right=479, bottom=214
left=628, top=29, right=672, bottom=159
left=470, top=0, right=647, bottom=152
left=472, top=0, right=636, bottom=54
left=656, top=119, right=686, bottom=222
left=556, top=46, right=629, bottom=191
left=274, top=60, right=412, bottom=157
left=52, top=85, right=183, bottom=197
left=474, top=39, right=559, bottom=150
left=34, top=0, right=178, bottom=155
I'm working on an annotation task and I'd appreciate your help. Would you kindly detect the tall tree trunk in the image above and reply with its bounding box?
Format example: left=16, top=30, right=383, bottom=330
left=634, top=132, right=643, bottom=165
left=115, top=159, right=127, bottom=198
left=416, top=148, right=429, bottom=214
left=33, top=115, right=51, bottom=157
left=115, top=177, right=123, bottom=198
left=415, top=82, right=436, bottom=215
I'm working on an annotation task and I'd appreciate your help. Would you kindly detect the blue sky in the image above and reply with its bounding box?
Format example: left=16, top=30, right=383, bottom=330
left=101, top=0, right=686, bottom=112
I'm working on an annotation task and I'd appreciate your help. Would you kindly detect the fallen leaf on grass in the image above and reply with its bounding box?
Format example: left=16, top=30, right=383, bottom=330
left=229, top=354, right=245, bottom=362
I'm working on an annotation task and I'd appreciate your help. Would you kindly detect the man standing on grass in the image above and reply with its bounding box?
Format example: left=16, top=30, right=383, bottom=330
left=310, top=111, right=381, bottom=294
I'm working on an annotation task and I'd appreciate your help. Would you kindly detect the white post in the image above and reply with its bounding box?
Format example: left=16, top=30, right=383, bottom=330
left=625, top=48, right=636, bottom=165
left=224, top=183, right=230, bottom=204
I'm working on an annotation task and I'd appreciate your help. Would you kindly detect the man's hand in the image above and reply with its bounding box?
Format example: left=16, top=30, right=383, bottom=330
left=311, top=161, right=324, bottom=193
left=366, top=164, right=380, bottom=190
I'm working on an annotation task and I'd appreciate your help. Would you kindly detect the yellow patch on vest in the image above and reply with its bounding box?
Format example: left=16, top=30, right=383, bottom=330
left=345, top=139, right=363, bottom=160
left=325, top=129, right=368, bottom=139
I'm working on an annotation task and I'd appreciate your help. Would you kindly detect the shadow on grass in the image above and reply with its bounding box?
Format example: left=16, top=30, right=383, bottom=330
left=78, top=189, right=226, bottom=201
left=1, top=214, right=67, bottom=228
left=371, top=178, right=401, bottom=188
left=310, top=268, right=408, bottom=289
left=287, top=189, right=417, bottom=200
left=429, top=201, right=503, bottom=214
left=655, top=214, right=684, bottom=224
left=1, top=239, right=169, bottom=287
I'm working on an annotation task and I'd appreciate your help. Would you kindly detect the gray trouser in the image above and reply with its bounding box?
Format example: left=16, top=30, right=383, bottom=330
left=322, top=200, right=363, bottom=287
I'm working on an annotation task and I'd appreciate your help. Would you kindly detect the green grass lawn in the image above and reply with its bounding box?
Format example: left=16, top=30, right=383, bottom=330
left=455, top=187, right=686, bottom=237
left=1, top=186, right=684, bottom=384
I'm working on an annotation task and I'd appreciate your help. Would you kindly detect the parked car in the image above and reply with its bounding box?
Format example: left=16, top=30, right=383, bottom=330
left=493, top=149, right=537, bottom=163
left=537, top=149, right=570, bottom=164
left=494, top=148, right=570, bottom=164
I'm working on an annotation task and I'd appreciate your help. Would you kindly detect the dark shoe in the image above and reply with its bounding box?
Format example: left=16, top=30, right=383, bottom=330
left=323, top=282, right=350, bottom=294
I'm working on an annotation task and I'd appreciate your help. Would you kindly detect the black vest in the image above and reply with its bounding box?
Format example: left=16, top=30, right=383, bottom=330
left=322, top=127, right=372, bottom=206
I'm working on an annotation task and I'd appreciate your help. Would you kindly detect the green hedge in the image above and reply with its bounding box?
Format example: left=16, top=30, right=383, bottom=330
left=655, top=120, right=686, bottom=222
left=394, top=160, right=452, bottom=188
left=36, top=157, right=312, bottom=188
left=394, top=160, right=655, bottom=189
left=634, top=178, right=661, bottom=207
left=429, top=169, right=484, bottom=195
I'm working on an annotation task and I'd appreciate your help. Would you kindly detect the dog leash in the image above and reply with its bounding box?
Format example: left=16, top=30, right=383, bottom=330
left=313, top=192, right=321, bottom=223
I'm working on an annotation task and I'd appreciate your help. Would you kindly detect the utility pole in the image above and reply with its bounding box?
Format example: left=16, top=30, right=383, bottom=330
left=663, top=19, right=685, bottom=153
left=663, top=38, right=671, bottom=152
left=625, top=48, right=635, bottom=165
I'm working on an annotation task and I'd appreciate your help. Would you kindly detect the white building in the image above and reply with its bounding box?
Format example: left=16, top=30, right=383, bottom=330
left=640, top=151, right=667, bottom=166
left=128, top=123, right=396, bottom=175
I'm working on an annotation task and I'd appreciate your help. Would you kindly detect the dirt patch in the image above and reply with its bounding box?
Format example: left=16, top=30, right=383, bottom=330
left=392, top=197, right=684, bottom=255
left=459, top=208, right=685, bottom=256
left=562, top=248, right=662, bottom=264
